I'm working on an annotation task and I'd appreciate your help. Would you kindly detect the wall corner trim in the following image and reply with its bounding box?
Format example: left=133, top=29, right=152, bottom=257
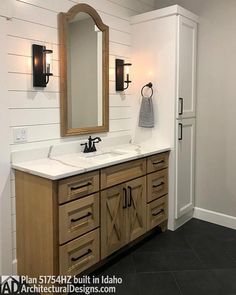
left=12, top=259, right=17, bottom=275
left=194, top=207, right=236, bottom=230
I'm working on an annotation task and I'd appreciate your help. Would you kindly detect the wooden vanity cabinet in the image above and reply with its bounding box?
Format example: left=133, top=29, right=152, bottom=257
left=16, top=151, right=169, bottom=278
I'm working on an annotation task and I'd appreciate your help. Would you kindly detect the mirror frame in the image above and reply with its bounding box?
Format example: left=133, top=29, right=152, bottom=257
left=58, top=4, right=109, bottom=136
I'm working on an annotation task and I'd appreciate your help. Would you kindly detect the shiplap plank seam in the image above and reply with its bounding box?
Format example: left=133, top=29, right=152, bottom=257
left=9, top=107, right=60, bottom=110
left=17, top=0, right=138, bottom=22
left=68, top=0, right=134, bottom=20
left=12, top=14, right=132, bottom=35
left=16, top=0, right=71, bottom=13
left=8, top=90, right=60, bottom=93
left=7, top=34, right=58, bottom=46
left=24, top=0, right=135, bottom=22
left=12, top=17, right=57, bottom=30
left=107, top=0, right=140, bottom=13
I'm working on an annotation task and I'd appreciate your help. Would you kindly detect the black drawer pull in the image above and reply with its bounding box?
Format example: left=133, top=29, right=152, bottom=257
left=123, top=188, right=127, bottom=209
left=71, top=212, right=92, bottom=223
left=70, top=182, right=92, bottom=191
left=153, top=160, right=165, bottom=165
left=179, top=97, right=184, bottom=115
left=178, top=123, right=183, bottom=141
left=153, top=181, right=164, bottom=188
left=71, top=249, right=92, bottom=262
left=127, top=186, right=132, bottom=207
left=152, top=209, right=164, bottom=216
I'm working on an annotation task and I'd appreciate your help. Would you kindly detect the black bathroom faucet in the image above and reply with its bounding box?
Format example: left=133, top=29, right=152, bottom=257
left=81, top=136, right=102, bottom=153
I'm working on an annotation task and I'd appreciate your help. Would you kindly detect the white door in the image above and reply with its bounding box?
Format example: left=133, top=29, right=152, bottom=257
left=175, top=118, right=195, bottom=218
left=176, top=16, right=197, bottom=119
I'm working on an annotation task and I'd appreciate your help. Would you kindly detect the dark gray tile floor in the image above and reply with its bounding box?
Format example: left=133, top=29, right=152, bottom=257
left=94, top=218, right=236, bottom=295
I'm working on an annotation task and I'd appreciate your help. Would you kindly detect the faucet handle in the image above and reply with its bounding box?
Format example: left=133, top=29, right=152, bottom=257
left=92, top=142, right=97, bottom=152
left=80, top=142, right=88, bottom=153
left=92, top=137, right=102, bottom=143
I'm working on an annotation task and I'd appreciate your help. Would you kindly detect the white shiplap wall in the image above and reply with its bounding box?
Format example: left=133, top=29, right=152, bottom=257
left=6, top=0, right=155, bottom=272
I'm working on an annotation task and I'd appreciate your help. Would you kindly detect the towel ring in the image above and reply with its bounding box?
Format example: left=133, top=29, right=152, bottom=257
left=141, top=82, right=153, bottom=98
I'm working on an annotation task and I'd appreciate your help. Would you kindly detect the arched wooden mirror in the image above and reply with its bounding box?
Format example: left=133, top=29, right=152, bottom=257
left=58, top=4, right=109, bottom=136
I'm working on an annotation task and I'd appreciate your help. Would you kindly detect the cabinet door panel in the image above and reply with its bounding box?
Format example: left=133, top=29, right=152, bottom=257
left=177, top=16, right=197, bottom=119
left=101, top=185, right=126, bottom=259
left=126, top=177, right=146, bottom=242
left=176, top=118, right=195, bottom=218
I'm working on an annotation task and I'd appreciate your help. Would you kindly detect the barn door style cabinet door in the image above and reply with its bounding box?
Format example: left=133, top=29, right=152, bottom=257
left=100, top=184, right=126, bottom=259
left=101, top=176, right=146, bottom=258
left=175, top=118, right=196, bottom=218
left=177, top=15, right=197, bottom=119
left=125, top=177, right=146, bottom=243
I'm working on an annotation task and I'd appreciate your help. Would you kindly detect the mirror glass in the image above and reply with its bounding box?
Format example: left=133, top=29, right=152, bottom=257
left=59, top=4, right=109, bottom=136
left=67, top=13, right=103, bottom=129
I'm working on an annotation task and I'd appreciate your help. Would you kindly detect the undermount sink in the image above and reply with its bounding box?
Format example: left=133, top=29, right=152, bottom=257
left=80, top=151, right=126, bottom=161
left=51, top=150, right=129, bottom=169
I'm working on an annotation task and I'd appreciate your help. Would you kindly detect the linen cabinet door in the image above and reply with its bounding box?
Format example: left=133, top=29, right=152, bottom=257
left=126, top=177, right=146, bottom=242
left=101, top=185, right=126, bottom=259
left=177, top=15, right=197, bottom=119
left=176, top=118, right=195, bottom=218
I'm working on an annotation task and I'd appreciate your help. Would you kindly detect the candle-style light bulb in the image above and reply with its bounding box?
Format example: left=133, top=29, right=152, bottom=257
left=124, top=64, right=131, bottom=82
left=46, top=53, right=51, bottom=73
left=126, top=65, right=130, bottom=75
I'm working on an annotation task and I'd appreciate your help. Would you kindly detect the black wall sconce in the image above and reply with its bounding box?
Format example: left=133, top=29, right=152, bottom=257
left=32, top=44, right=53, bottom=87
left=115, top=59, right=132, bottom=91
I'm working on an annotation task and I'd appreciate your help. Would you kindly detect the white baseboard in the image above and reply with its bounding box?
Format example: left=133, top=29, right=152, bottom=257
left=169, top=209, right=194, bottom=231
left=194, top=207, right=236, bottom=230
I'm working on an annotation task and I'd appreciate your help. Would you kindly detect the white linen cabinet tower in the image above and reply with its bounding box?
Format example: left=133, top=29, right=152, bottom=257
left=131, top=5, right=198, bottom=229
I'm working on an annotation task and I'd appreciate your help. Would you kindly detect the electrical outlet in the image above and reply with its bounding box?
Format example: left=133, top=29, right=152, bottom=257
left=13, top=128, right=28, bottom=143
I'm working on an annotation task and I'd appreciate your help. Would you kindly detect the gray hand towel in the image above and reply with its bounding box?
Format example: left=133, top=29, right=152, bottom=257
left=138, top=96, right=154, bottom=128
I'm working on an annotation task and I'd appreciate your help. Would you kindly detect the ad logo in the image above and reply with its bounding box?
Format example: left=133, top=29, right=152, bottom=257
left=0, top=276, right=22, bottom=294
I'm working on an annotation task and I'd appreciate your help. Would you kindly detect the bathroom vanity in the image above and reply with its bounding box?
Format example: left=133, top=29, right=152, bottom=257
left=11, top=1, right=198, bottom=280
left=14, top=145, right=169, bottom=277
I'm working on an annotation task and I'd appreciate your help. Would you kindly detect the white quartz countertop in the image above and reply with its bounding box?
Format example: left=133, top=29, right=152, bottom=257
left=12, top=143, right=171, bottom=180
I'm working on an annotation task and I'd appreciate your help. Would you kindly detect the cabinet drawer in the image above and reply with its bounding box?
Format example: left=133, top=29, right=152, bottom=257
left=147, top=196, right=168, bottom=231
left=147, top=169, right=168, bottom=202
left=147, top=152, right=169, bottom=173
left=59, top=229, right=100, bottom=276
left=58, top=171, right=99, bottom=204
left=101, top=159, right=146, bottom=189
left=59, top=193, right=100, bottom=244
